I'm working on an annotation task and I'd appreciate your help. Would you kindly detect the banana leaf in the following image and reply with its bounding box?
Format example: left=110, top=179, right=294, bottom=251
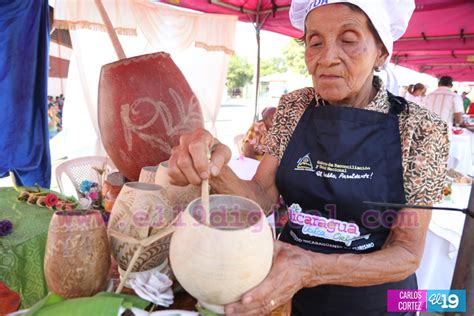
left=23, top=292, right=149, bottom=316
left=95, top=292, right=149, bottom=310
left=34, top=296, right=122, bottom=316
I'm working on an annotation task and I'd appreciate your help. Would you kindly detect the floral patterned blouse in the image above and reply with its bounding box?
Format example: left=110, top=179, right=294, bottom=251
left=266, top=77, right=449, bottom=205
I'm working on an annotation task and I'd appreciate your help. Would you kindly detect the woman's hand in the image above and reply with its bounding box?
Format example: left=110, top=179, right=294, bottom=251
left=224, top=240, right=312, bottom=315
left=168, top=128, right=231, bottom=186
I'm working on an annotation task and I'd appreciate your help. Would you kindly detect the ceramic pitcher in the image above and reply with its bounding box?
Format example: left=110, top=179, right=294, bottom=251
left=108, top=182, right=174, bottom=273
left=154, top=160, right=200, bottom=214
left=138, top=166, right=158, bottom=184
left=98, top=52, right=204, bottom=181
left=44, top=210, right=111, bottom=298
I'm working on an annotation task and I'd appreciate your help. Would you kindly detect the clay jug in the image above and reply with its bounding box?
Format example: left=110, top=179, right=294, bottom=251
left=169, top=195, right=274, bottom=314
left=107, top=182, right=174, bottom=273
left=154, top=160, right=200, bottom=214
left=98, top=52, right=204, bottom=181
left=102, top=171, right=126, bottom=212
left=139, top=166, right=158, bottom=184
left=44, top=210, right=111, bottom=298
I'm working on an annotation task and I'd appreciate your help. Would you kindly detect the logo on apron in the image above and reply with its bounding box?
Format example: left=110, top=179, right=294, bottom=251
left=288, top=203, right=370, bottom=246
left=295, top=153, right=314, bottom=171
left=294, top=153, right=374, bottom=180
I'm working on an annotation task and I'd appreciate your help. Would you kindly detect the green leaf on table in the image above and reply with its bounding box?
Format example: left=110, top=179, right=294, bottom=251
left=95, top=292, right=150, bottom=309
left=23, top=292, right=65, bottom=316
left=22, top=292, right=149, bottom=316
left=33, top=296, right=123, bottom=316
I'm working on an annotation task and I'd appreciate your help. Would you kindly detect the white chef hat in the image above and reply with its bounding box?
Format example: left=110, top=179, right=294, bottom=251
left=290, top=0, right=415, bottom=62
left=290, top=0, right=415, bottom=95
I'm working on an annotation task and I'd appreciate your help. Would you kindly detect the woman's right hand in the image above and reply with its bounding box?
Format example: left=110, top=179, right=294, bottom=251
left=168, top=128, right=232, bottom=186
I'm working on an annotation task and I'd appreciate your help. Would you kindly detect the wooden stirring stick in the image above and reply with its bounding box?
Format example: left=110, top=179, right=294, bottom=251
left=202, top=150, right=211, bottom=226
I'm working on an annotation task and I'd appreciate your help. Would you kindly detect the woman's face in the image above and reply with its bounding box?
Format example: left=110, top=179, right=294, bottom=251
left=304, top=4, right=388, bottom=105
left=414, top=87, right=426, bottom=97
left=49, top=105, right=58, bottom=115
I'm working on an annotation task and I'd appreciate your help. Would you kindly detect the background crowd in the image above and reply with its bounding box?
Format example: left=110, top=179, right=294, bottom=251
left=401, top=76, right=472, bottom=130
left=47, top=94, right=64, bottom=139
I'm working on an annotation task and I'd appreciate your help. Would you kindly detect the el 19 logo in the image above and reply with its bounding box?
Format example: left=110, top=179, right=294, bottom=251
left=427, top=290, right=466, bottom=312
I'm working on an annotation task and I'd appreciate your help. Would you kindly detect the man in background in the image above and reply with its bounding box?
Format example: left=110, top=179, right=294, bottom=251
left=423, top=76, right=464, bottom=130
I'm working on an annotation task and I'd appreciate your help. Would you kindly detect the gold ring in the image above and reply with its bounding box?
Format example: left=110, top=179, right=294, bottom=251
left=270, top=299, right=275, bottom=307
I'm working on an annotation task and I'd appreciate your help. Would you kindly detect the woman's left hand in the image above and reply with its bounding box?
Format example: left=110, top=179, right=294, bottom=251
left=224, top=240, right=312, bottom=315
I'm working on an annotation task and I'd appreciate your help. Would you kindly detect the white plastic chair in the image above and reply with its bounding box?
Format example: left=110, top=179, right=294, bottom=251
left=55, top=156, right=116, bottom=197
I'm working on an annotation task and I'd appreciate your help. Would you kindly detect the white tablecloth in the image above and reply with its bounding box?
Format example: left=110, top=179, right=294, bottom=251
left=416, top=184, right=470, bottom=290
left=448, top=129, right=472, bottom=176
left=228, top=155, right=260, bottom=181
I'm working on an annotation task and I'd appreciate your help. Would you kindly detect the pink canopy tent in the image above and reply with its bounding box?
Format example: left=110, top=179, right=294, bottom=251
left=161, top=0, right=473, bottom=83
left=392, top=0, right=474, bottom=82
left=159, top=0, right=297, bottom=36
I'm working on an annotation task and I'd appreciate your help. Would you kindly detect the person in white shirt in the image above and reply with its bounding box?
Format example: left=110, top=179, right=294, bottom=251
left=405, top=83, right=426, bottom=105
left=423, top=76, right=464, bottom=130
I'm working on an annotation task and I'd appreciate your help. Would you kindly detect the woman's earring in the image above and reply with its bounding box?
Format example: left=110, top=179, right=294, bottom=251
left=374, top=65, right=382, bottom=72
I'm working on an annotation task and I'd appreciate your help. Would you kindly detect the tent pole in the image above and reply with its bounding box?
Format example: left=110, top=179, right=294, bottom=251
left=57, top=31, right=64, bottom=95
left=394, top=54, right=473, bottom=60
left=253, top=26, right=261, bottom=122
left=94, top=0, right=126, bottom=60
left=397, top=33, right=474, bottom=41
left=252, top=0, right=263, bottom=122
left=447, top=184, right=474, bottom=316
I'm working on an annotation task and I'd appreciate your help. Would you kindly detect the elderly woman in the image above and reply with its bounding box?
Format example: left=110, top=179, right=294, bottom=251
left=168, top=0, right=449, bottom=315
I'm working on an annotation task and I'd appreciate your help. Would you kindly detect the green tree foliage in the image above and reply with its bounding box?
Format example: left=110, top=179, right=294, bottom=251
left=282, top=39, right=307, bottom=75
left=226, top=55, right=254, bottom=90
left=260, top=57, right=288, bottom=76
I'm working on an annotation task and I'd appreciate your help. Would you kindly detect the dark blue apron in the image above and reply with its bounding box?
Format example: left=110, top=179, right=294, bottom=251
left=277, top=93, right=417, bottom=316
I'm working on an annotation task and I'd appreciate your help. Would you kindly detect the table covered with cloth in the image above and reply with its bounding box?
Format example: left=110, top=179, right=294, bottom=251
left=448, top=128, right=473, bottom=176
left=0, top=187, right=53, bottom=308
left=416, top=183, right=470, bottom=290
